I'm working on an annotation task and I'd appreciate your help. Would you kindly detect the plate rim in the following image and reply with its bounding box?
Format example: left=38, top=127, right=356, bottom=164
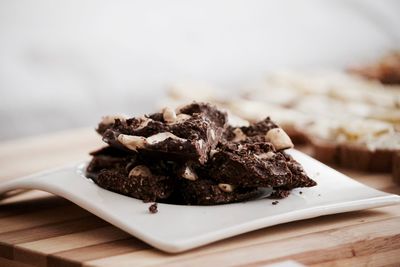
left=3, top=149, right=400, bottom=253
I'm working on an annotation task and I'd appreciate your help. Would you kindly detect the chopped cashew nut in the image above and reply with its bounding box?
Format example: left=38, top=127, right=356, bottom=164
left=163, top=107, right=177, bottom=123
left=117, top=134, right=147, bottom=151
left=129, top=165, right=152, bottom=177
left=146, top=132, right=187, bottom=144
left=255, top=151, right=275, bottom=160
left=265, top=128, right=294, bottom=150
left=181, top=166, right=198, bottom=181
left=218, top=183, right=235, bottom=192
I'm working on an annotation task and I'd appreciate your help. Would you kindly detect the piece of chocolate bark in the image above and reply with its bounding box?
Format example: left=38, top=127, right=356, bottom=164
left=208, top=142, right=291, bottom=188
left=208, top=119, right=315, bottom=195
left=98, top=102, right=227, bottom=164
left=173, top=161, right=265, bottom=205
left=86, top=146, right=136, bottom=179
left=178, top=179, right=262, bottom=205
left=87, top=147, right=177, bottom=202
left=86, top=147, right=261, bottom=204
left=208, top=141, right=315, bottom=190
left=225, top=117, right=294, bottom=150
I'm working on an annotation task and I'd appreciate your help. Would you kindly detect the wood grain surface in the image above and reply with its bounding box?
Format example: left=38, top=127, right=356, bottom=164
left=0, top=128, right=399, bottom=267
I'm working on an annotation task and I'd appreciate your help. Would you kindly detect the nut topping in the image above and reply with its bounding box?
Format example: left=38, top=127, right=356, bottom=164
left=218, top=183, right=235, bottom=192
left=162, top=107, right=177, bottom=123
left=265, top=128, right=294, bottom=150
left=255, top=151, right=275, bottom=160
left=117, top=134, right=147, bottom=151
left=136, top=117, right=152, bottom=130
left=129, top=165, right=152, bottom=177
left=146, top=132, right=187, bottom=144
left=181, top=166, right=198, bottom=181
left=118, top=132, right=187, bottom=151
left=163, top=112, right=191, bottom=124
left=174, top=113, right=191, bottom=124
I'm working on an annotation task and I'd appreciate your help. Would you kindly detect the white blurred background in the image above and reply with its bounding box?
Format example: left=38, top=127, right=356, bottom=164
left=0, top=0, right=399, bottom=140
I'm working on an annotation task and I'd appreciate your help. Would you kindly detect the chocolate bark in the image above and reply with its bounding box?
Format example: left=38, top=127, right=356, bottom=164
left=86, top=102, right=317, bottom=205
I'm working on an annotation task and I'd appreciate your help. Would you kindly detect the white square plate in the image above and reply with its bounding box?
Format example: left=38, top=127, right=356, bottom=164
left=1, top=149, right=399, bottom=253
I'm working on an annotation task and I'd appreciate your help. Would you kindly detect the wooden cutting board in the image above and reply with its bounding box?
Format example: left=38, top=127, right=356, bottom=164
left=0, top=128, right=399, bottom=267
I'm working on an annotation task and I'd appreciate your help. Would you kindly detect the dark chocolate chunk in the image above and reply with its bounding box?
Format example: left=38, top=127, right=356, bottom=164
left=208, top=141, right=315, bottom=191
left=97, top=102, right=227, bottom=164
left=282, top=152, right=317, bottom=189
left=208, top=141, right=292, bottom=188
left=86, top=146, right=136, bottom=179
left=240, top=117, right=278, bottom=137
left=225, top=117, right=278, bottom=142
left=179, top=102, right=227, bottom=128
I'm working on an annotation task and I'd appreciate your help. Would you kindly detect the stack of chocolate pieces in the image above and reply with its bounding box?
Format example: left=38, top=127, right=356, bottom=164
left=86, top=102, right=316, bottom=205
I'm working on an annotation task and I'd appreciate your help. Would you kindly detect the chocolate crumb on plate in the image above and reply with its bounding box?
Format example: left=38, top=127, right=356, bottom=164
left=149, top=203, right=158, bottom=214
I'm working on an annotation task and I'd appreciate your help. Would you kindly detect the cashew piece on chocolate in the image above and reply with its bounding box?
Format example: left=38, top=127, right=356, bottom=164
left=265, top=128, right=294, bottom=151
